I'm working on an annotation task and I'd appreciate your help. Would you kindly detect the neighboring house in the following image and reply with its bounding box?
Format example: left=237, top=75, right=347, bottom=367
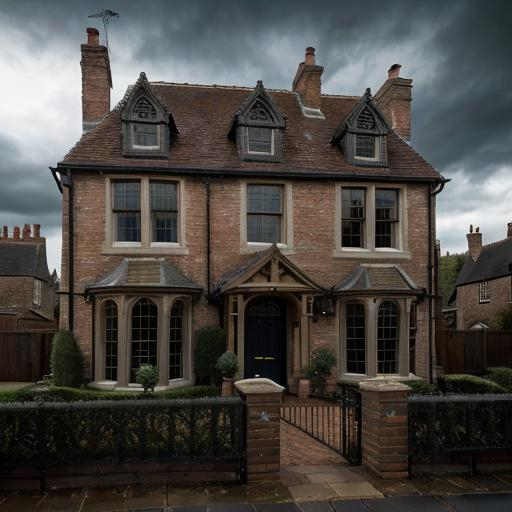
left=51, top=28, right=445, bottom=390
left=0, top=224, right=57, bottom=331
left=449, top=224, right=512, bottom=330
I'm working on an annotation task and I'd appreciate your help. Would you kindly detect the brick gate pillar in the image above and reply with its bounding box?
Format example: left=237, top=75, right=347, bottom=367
left=235, top=378, right=284, bottom=482
left=359, top=380, right=411, bottom=479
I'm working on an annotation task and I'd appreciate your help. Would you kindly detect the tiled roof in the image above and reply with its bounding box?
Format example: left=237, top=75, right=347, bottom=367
left=0, top=242, right=50, bottom=280
left=61, top=82, right=442, bottom=181
left=333, top=264, right=421, bottom=294
left=88, top=258, right=202, bottom=292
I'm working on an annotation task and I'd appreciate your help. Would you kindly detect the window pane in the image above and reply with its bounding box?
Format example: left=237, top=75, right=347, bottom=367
left=133, top=123, right=158, bottom=147
left=152, top=212, right=177, bottom=242
left=115, top=212, right=141, bottom=242
left=342, top=188, right=365, bottom=248
left=248, top=185, right=282, bottom=213
left=377, top=301, right=398, bottom=374
left=248, top=214, right=281, bottom=243
left=346, top=303, right=366, bottom=374
left=113, top=182, right=140, bottom=209
left=150, top=182, right=177, bottom=211
left=131, top=298, right=158, bottom=382
left=375, top=189, right=398, bottom=248
left=355, top=135, right=376, bottom=158
left=248, top=127, right=272, bottom=153
left=104, top=300, right=118, bottom=381
left=169, top=301, right=184, bottom=380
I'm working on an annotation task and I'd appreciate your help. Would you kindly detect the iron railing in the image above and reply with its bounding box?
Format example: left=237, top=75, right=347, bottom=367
left=408, top=393, right=512, bottom=473
left=341, top=385, right=362, bottom=465
left=0, top=397, right=246, bottom=491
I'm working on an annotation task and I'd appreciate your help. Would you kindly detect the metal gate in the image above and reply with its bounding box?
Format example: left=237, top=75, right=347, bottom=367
left=280, top=385, right=362, bottom=465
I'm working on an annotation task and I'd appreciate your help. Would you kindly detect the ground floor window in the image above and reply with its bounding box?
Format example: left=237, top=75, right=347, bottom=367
left=130, top=298, right=158, bottom=382
left=377, top=301, right=399, bottom=374
left=169, top=300, right=184, bottom=380
left=345, top=302, right=366, bottom=374
left=104, top=300, right=118, bottom=381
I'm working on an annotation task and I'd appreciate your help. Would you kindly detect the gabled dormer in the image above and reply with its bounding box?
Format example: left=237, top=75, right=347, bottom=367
left=331, top=88, right=390, bottom=167
left=120, top=72, right=178, bottom=158
left=228, top=81, right=286, bottom=163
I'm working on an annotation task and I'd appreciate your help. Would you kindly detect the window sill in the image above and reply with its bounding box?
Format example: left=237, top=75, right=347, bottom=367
left=103, top=243, right=189, bottom=256
left=241, top=242, right=294, bottom=255
left=332, top=248, right=410, bottom=259
left=479, top=300, right=490, bottom=304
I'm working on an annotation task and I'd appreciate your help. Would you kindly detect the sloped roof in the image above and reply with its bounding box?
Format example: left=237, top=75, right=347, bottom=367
left=87, top=258, right=201, bottom=293
left=455, top=237, right=512, bottom=287
left=0, top=242, right=50, bottom=281
left=60, top=81, right=442, bottom=181
left=333, top=264, right=422, bottom=294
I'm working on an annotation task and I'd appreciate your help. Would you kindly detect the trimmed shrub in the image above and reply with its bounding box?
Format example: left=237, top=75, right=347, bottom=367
left=399, top=379, right=436, bottom=394
left=50, top=330, right=84, bottom=388
left=216, top=351, right=239, bottom=379
left=437, top=374, right=507, bottom=394
left=492, top=306, right=512, bottom=330
left=485, top=367, right=512, bottom=392
left=306, top=347, right=336, bottom=395
left=194, top=326, right=226, bottom=384
left=136, top=364, right=159, bottom=394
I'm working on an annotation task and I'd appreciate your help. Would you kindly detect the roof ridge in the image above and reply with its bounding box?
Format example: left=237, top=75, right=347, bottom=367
left=481, top=237, right=512, bottom=250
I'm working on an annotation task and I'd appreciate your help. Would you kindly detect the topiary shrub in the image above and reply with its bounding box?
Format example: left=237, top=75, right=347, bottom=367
left=50, top=330, right=84, bottom=388
left=399, top=379, right=436, bottom=394
left=216, top=351, right=239, bottom=379
left=306, top=347, right=336, bottom=396
left=485, top=367, right=512, bottom=392
left=136, top=364, right=159, bottom=394
left=194, top=326, right=226, bottom=384
left=436, top=374, right=507, bottom=394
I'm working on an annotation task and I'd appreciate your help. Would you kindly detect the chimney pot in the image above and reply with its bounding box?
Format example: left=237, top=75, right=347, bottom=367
left=507, top=222, right=512, bottom=238
left=305, top=47, right=316, bottom=65
left=292, top=46, right=324, bottom=111
left=13, top=226, right=20, bottom=240
left=388, top=63, right=401, bottom=79
left=2, top=226, right=7, bottom=239
left=467, top=226, right=483, bottom=261
left=34, top=224, right=41, bottom=239
left=23, top=224, right=30, bottom=240
left=86, top=27, right=100, bottom=46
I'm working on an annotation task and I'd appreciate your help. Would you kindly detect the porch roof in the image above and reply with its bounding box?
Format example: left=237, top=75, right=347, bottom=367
left=333, top=264, right=423, bottom=295
left=86, top=258, right=202, bottom=294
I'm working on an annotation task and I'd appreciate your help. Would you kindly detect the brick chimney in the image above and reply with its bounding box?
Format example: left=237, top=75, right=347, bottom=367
left=81, top=27, right=112, bottom=132
left=507, top=222, right=512, bottom=238
left=0, top=224, right=44, bottom=242
left=467, top=225, right=483, bottom=261
left=292, top=47, right=324, bottom=111
left=374, top=64, right=413, bottom=141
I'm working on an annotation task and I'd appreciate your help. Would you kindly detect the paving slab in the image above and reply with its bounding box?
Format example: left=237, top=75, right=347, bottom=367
left=297, top=500, right=335, bottom=511
left=330, top=499, right=370, bottom=512
left=34, top=490, right=85, bottom=511
left=363, top=495, right=449, bottom=512
left=81, top=488, right=125, bottom=512
left=171, top=507, right=205, bottom=512
left=441, top=492, right=512, bottom=512
left=124, top=485, right=167, bottom=510
left=288, top=483, right=335, bottom=502
left=328, top=482, right=383, bottom=499
left=166, top=488, right=206, bottom=508
left=208, top=504, right=255, bottom=511
left=306, top=471, right=365, bottom=484
left=254, top=503, right=301, bottom=511
left=0, top=495, right=43, bottom=512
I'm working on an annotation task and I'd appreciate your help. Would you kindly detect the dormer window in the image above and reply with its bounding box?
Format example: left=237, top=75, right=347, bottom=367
left=228, top=81, right=286, bottom=163
left=330, top=88, right=389, bottom=167
left=121, top=72, right=178, bottom=158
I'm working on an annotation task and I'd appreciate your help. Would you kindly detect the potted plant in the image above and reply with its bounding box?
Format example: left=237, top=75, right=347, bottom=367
left=297, top=369, right=311, bottom=399
left=216, top=351, right=239, bottom=396
left=307, top=347, right=336, bottom=397
left=136, top=364, right=159, bottom=394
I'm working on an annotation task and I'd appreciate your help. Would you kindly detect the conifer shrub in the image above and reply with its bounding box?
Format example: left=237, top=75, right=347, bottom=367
left=194, top=326, right=226, bottom=384
left=50, top=330, right=84, bottom=388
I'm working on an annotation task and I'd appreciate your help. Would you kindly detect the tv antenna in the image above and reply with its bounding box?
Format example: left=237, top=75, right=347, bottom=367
left=88, top=9, right=119, bottom=49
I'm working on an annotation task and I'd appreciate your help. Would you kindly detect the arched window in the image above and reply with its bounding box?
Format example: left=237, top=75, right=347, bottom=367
left=377, top=301, right=399, bottom=374
left=169, top=300, right=185, bottom=380
left=104, top=300, right=118, bottom=381
left=130, top=298, right=158, bottom=382
left=346, top=302, right=366, bottom=374
left=409, top=302, right=417, bottom=374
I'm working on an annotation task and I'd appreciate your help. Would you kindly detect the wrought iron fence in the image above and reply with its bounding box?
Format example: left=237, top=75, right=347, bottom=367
left=341, top=385, right=362, bottom=465
left=0, top=397, right=246, bottom=491
left=408, top=394, right=512, bottom=473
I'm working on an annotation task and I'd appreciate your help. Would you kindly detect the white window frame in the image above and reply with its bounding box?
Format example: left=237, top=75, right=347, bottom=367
left=334, top=183, right=409, bottom=259
left=103, top=176, right=188, bottom=255
left=131, top=123, right=161, bottom=150
left=479, top=281, right=490, bottom=303
left=354, top=134, right=380, bottom=162
left=240, top=180, right=294, bottom=254
left=246, top=127, right=275, bottom=156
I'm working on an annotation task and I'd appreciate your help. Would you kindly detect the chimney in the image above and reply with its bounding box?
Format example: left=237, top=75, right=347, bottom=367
left=13, top=226, right=20, bottom=240
left=374, top=63, right=413, bottom=141
left=292, top=47, right=324, bottom=111
left=467, top=225, right=483, bottom=261
left=34, top=224, right=41, bottom=240
left=2, top=226, right=7, bottom=239
left=23, top=224, right=31, bottom=240
left=81, top=27, right=112, bottom=132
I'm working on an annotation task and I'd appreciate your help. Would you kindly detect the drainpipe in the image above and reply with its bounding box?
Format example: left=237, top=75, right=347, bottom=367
left=428, top=178, right=449, bottom=382
left=203, top=177, right=212, bottom=299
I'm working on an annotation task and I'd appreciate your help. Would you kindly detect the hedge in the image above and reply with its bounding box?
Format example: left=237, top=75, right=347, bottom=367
left=485, top=367, right=512, bottom=393
left=436, top=374, right=507, bottom=394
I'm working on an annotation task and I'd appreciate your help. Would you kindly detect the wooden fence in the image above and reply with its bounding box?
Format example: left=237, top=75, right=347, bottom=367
left=0, top=332, right=54, bottom=382
left=436, top=330, right=512, bottom=374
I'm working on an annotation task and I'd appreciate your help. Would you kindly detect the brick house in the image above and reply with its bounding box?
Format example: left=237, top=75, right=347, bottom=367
left=51, top=28, right=445, bottom=390
left=449, top=224, right=512, bottom=329
left=0, top=224, right=57, bottom=332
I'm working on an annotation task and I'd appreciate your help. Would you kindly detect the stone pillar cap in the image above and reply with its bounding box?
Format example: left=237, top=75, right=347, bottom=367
left=235, top=378, right=285, bottom=394
left=359, top=380, right=411, bottom=392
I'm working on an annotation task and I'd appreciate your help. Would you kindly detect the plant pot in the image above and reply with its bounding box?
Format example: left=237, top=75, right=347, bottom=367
left=298, top=378, right=310, bottom=399
left=221, top=377, right=235, bottom=397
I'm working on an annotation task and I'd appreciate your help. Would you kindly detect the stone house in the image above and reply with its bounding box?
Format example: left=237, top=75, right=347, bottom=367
left=51, top=27, right=445, bottom=390
left=449, top=224, right=512, bottom=329
left=0, top=224, right=57, bottom=331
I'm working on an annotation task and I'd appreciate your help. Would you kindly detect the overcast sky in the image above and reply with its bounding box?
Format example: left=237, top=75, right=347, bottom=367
left=1, top=0, right=511, bottom=273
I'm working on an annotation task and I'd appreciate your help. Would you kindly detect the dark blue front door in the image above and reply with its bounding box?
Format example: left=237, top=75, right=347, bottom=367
left=245, top=297, right=286, bottom=385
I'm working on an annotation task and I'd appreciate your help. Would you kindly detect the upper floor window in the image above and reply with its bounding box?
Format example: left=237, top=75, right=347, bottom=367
left=150, top=181, right=178, bottom=243
left=355, top=135, right=377, bottom=160
left=113, top=181, right=141, bottom=243
left=132, top=123, right=160, bottom=149
left=342, top=188, right=365, bottom=248
left=375, top=189, right=399, bottom=248
left=247, top=184, right=283, bottom=243
left=32, top=279, right=42, bottom=307
left=479, top=281, right=490, bottom=303
left=248, top=127, right=274, bottom=155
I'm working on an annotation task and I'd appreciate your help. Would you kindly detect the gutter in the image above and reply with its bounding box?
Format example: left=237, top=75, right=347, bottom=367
left=203, top=177, right=212, bottom=300
left=49, top=167, right=63, bottom=193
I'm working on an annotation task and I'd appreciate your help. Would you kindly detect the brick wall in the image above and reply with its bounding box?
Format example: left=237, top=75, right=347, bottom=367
left=62, top=172, right=434, bottom=381
left=0, top=276, right=35, bottom=313
left=457, top=276, right=511, bottom=329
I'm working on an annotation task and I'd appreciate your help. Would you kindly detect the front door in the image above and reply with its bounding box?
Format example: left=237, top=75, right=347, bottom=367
left=245, top=297, right=286, bottom=385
